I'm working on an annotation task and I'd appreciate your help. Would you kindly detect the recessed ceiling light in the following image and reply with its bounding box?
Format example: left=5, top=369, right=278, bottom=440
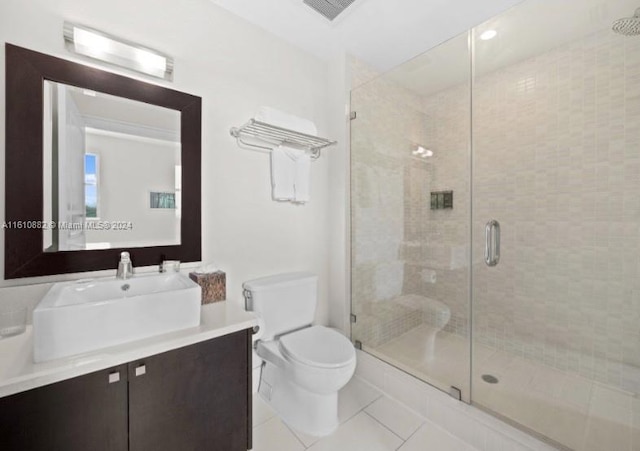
left=412, top=145, right=434, bottom=158
left=480, top=29, right=498, bottom=41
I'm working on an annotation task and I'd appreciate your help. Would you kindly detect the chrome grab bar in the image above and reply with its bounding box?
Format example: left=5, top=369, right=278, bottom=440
left=485, top=220, right=500, bottom=266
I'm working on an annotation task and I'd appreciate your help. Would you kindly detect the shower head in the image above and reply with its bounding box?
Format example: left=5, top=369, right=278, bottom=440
left=612, top=7, right=640, bottom=36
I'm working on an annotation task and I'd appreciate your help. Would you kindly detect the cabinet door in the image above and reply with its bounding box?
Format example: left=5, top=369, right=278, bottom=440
left=128, top=329, right=251, bottom=451
left=0, top=365, right=128, bottom=451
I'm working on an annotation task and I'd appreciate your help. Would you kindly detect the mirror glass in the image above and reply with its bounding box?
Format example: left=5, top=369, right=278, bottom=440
left=43, top=81, right=181, bottom=252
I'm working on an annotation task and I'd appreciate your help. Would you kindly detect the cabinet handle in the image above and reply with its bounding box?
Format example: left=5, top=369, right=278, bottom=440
left=108, top=371, right=120, bottom=384
left=135, top=364, right=146, bottom=377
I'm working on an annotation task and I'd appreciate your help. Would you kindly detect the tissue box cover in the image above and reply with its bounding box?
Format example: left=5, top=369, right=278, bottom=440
left=188, top=271, right=226, bottom=304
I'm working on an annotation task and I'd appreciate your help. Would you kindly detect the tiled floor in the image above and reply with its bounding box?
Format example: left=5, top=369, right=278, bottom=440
left=252, top=376, right=478, bottom=451
left=368, top=324, right=640, bottom=451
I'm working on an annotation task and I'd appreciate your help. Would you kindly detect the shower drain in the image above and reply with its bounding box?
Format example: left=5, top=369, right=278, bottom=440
left=481, top=374, right=499, bottom=384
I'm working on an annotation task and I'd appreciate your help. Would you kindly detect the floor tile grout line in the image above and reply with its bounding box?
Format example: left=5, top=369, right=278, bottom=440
left=429, top=419, right=483, bottom=451
left=361, top=388, right=486, bottom=451
left=252, top=410, right=277, bottom=429
left=282, top=421, right=310, bottom=450
left=363, top=371, right=530, bottom=450
left=362, top=411, right=408, bottom=444
left=252, top=371, right=640, bottom=451
left=362, top=395, right=428, bottom=441
left=352, top=374, right=385, bottom=399
left=337, top=380, right=384, bottom=425
left=253, top=414, right=310, bottom=450
left=251, top=379, right=386, bottom=450
left=293, top=390, right=391, bottom=450
left=269, top=384, right=385, bottom=451
left=338, top=391, right=382, bottom=427
left=398, top=420, right=427, bottom=448
left=387, top=413, right=483, bottom=451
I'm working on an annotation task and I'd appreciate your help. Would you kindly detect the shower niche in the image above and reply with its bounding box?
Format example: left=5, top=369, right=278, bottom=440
left=430, top=191, right=453, bottom=210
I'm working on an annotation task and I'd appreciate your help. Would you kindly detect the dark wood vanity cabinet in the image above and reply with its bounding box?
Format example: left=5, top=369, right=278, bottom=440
left=0, top=329, right=252, bottom=451
left=0, top=364, right=129, bottom=451
left=128, top=330, right=251, bottom=451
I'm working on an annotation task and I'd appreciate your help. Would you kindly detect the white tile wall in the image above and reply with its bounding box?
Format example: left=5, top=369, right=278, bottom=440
left=350, top=57, right=434, bottom=348
left=469, top=27, right=640, bottom=394
left=351, top=23, right=640, bottom=396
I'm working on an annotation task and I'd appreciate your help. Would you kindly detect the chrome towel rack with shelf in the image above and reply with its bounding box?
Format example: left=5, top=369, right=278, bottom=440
left=230, top=119, right=337, bottom=160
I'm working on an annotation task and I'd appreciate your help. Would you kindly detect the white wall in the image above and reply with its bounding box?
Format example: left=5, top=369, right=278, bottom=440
left=0, top=0, right=332, bottom=324
left=84, top=131, right=180, bottom=247
left=56, top=83, right=88, bottom=250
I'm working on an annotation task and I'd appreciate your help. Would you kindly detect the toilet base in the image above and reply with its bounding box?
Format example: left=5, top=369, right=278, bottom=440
left=259, top=360, right=339, bottom=437
left=252, top=364, right=262, bottom=394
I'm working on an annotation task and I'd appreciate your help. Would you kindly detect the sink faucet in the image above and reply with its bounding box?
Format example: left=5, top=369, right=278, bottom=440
left=116, top=251, right=133, bottom=279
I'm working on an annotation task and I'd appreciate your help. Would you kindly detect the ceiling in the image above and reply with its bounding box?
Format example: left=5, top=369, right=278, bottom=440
left=209, top=0, right=640, bottom=96
left=61, top=83, right=180, bottom=141
left=383, top=0, right=640, bottom=96
left=209, top=0, right=526, bottom=71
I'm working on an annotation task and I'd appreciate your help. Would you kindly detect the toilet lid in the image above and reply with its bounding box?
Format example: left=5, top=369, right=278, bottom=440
left=279, top=326, right=355, bottom=369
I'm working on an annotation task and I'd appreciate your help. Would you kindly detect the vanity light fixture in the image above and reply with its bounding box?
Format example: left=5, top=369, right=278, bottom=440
left=412, top=145, right=434, bottom=158
left=480, top=29, right=498, bottom=41
left=63, top=22, right=174, bottom=81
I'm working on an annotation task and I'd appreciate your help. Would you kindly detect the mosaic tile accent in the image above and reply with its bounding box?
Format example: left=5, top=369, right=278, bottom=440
left=350, top=58, right=438, bottom=349
left=354, top=302, right=423, bottom=348
left=350, top=56, right=472, bottom=361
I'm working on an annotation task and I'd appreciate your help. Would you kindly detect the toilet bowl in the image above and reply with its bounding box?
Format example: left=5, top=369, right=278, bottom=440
left=244, top=273, right=356, bottom=437
left=393, top=294, right=451, bottom=361
left=257, top=326, right=356, bottom=435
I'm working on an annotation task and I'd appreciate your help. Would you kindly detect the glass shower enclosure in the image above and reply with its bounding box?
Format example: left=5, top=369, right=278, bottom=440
left=350, top=0, right=640, bottom=449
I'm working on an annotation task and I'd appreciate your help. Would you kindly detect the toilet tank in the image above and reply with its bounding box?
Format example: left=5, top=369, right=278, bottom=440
left=243, top=272, right=317, bottom=341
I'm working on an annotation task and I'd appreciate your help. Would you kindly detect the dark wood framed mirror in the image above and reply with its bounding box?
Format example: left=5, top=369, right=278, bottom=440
left=5, top=44, right=201, bottom=278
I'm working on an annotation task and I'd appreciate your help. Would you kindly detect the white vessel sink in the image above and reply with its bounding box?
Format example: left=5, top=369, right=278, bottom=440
left=33, top=273, right=201, bottom=362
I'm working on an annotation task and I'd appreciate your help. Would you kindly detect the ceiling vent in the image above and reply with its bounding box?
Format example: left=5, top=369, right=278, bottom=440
left=303, top=0, right=356, bottom=21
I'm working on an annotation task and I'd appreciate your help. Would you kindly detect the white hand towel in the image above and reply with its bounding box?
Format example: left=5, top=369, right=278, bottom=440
left=256, top=106, right=317, bottom=136
left=293, top=152, right=311, bottom=203
left=270, top=145, right=296, bottom=201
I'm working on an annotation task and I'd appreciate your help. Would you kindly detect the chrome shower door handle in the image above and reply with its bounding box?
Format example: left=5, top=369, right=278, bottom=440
left=484, top=221, right=492, bottom=266
left=485, top=220, right=500, bottom=267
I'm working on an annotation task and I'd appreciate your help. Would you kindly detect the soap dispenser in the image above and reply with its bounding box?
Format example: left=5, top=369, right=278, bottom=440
left=116, top=251, right=133, bottom=279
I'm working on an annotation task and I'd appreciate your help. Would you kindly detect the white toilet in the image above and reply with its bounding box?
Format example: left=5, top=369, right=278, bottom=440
left=243, top=272, right=356, bottom=437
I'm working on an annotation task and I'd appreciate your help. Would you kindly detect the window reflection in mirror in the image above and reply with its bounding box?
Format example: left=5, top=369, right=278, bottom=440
left=85, top=153, right=98, bottom=219
left=43, top=81, right=181, bottom=252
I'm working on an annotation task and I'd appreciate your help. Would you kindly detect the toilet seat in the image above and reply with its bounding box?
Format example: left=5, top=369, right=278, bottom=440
left=279, top=326, right=355, bottom=369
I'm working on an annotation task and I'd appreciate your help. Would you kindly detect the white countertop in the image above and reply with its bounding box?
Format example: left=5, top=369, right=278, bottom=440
left=0, top=301, right=258, bottom=398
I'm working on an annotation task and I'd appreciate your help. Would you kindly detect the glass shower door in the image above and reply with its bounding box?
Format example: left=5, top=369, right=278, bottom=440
left=350, top=32, right=472, bottom=401
left=471, top=1, right=640, bottom=449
